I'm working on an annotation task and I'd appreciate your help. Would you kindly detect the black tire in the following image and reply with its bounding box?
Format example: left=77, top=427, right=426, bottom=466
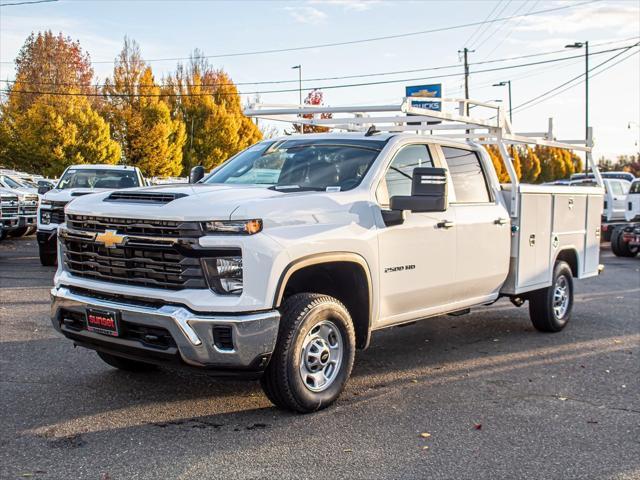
left=611, top=227, right=638, bottom=257
left=261, top=293, right=356, bottom=413
left=97, top=351, right=157, bottom=372
left=528, top=261, right=574, bottom=333
left=39, top=247, right=57, bottom=267
left=8, top=227, right=28, bottom=238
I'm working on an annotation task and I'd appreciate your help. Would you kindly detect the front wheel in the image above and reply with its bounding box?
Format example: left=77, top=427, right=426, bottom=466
left=39, top=247, right=57, bottom=267
left=8, top=227, right=28, bottom=238
left=261, top=293, right=356, bottom=413
left=528, top=261, right=574, bottom=333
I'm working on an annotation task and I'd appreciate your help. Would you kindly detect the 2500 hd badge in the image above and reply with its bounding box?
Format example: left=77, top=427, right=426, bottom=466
left=384, top=264, right=416, bottom=273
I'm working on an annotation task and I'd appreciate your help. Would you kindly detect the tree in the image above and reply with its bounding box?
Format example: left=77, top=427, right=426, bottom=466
left=0, top=31, right=120, bottom=176
left=0, top=94, right=120, bottom=177
left=103, top=38, right=186, bottom=177
left=291, top=89, right=333, bottom=134
left=520, top=146, right=541, bottom=183
left=164, top=52, right=262, bottom=172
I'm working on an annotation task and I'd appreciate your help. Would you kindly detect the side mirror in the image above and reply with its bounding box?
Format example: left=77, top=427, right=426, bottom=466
left=390, top=167, right=448, bottom=213
left=38, top=185, right=52, bottom=195
left=189, top=166, right=205, bottom=184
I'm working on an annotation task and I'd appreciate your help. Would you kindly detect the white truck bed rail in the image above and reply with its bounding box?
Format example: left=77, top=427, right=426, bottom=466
left=245, top=97, right=601, bottom=217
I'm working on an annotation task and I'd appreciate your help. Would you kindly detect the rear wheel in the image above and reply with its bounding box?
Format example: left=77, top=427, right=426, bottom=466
left=97, top=352, right=157, bottom=372
left=39, top=247, right=57, bottom=266
left=528, top=261, right=573, bottom=333
left=261, top=293, right=356, bottom=413
left=611, top=227, right=638, bottom=257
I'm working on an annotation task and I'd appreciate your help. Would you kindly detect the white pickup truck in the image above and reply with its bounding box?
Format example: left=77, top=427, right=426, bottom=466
left=37, top=164, right=146, bottom=266
left=50, top=99, right=604, bottom=412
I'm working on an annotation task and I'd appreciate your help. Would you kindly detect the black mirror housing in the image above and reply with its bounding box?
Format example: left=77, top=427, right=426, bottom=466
left=189, top=166, right=205, bottom=184
left=390, top=167, right=447, bottom=213
left=38, top=185, right=52, bottom=195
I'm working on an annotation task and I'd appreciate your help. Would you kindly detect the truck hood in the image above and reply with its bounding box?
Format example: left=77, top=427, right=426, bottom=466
left=43, top=188, right=112, bottom=204
left=65, top=184, right=286, bottom=221
left=64, top=184, right=360, bottom=226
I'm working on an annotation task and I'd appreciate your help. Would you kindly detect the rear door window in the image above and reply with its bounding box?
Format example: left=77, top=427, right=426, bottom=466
left=441, top=147, right=491, bottom=203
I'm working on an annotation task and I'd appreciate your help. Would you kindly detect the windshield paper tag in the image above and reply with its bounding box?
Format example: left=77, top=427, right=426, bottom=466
left=326, top=186, right=341, bottom=192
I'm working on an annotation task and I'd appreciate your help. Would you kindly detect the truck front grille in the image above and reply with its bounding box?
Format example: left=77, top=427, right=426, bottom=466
left=1, top=195, right=19, bottom=218
left=66, top=214, right=202, bottom=237
left=61, top=216, right=208, bottom=290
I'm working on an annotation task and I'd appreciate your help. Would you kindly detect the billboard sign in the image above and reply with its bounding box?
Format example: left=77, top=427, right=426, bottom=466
left=405, top=84, right=442, bottom=111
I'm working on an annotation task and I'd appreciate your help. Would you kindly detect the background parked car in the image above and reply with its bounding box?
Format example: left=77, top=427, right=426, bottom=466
left=37, top=164, right=146, bottom=266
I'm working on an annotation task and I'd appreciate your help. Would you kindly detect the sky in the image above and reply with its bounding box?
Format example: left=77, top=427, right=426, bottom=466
left=1, top=0, right=639, bottom=160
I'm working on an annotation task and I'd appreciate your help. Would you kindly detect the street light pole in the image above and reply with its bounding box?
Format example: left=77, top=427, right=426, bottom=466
left=291, top=64, right=302, bottom=133
left=492, top=80, right=512, bottom=124
left=565, top=41, right=589, bottom=173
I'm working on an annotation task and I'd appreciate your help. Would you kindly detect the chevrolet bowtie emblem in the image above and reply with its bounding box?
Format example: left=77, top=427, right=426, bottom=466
left=95, top=229, right=126, bottom=248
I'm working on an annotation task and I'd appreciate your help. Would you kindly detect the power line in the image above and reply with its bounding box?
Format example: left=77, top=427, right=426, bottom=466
left=470, top=0, right=514, bottom=51
left=511, top=43, right=639, bottom=114
left=1, top=42, right=634, bottom=91
left=0, top=0, right=57, bottom=6
left=480, top=0, right=541, bottom=61
left=512, top=49, right=639, bottom=115
left=462, top=0, right=503, bottom=48
left=0, top=0, right=599, bottom=65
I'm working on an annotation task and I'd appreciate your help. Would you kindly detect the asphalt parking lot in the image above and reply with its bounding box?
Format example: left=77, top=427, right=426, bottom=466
left=0, top=236, right=638, bottom=480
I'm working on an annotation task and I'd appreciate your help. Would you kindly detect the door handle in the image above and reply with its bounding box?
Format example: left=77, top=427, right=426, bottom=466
left=494, top=217, right=509, bottom=225
left=436, top=220, right=455, bottom=229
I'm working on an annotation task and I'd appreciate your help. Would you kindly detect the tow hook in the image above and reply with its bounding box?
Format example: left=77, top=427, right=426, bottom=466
left=510, top=296, right=525, bottom=307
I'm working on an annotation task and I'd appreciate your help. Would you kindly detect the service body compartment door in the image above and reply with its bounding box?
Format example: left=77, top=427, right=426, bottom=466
left=584, top=194, right=603, bottom=275
left=517, top=194, right=552, bottom=288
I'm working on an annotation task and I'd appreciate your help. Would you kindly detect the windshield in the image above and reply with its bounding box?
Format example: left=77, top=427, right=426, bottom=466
left=56, top=168, right=140, bottom=190
left=0, top=175, right=26, bottom=189
left=203, top=139, right=384, bottom=191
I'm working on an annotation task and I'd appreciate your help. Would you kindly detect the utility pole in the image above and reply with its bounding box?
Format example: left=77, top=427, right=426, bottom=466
left=458, top=48, right=474, bottom=115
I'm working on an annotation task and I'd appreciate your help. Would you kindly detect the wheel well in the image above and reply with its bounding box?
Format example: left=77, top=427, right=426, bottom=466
left=556, top=249, right=578, bottom=277
left=280, top=261, right=371, bottom=349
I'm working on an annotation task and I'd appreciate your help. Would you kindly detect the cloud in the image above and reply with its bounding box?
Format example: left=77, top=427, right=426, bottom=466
left=515, top=3, right=639, bottom=35
left=285, top=6, right=328, bottom=24
left=309, top=0, right=383, bottom=11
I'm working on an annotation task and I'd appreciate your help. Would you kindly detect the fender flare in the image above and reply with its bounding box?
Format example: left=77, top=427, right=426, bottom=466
left=272, top=252, right=374, bottom=348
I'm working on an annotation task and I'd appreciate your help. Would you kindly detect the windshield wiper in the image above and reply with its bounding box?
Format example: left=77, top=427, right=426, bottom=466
left=270, top=185, right=326, bottom=192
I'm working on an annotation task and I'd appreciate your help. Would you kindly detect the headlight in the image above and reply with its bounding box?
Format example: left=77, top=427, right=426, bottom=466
left=40, top=210, right=51, bottom=225
left=202, top=256, right=243, bottom=295
left=203, top=219, right=262, bottom=235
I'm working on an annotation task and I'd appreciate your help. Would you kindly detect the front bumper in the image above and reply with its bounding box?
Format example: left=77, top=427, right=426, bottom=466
left=19, top=215, right=37, bottom=227
left=1, top=218, right=19, bottom=229
left=51, top=286, right=280, bottom=373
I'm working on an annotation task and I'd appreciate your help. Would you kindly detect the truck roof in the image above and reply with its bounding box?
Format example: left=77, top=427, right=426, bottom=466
left=64, top=164, right=139, bottom=171
left=271, top=132, right=474, bottom=149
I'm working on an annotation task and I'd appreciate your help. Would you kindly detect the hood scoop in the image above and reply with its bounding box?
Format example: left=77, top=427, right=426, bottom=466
left=71, top=191, right=93, bottom=197
left=105, top=191, right=187, bottom=204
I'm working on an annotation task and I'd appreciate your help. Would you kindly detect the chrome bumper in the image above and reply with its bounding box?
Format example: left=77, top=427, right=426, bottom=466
left=51, top=286, right=280, bottom=370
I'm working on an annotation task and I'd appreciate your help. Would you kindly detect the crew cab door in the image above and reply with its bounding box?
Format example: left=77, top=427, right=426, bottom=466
left=438, top=146, right=510, bottom=303
left=376, top=143, right=457, bottom=326
left=609, top=180, right=628, bottom=220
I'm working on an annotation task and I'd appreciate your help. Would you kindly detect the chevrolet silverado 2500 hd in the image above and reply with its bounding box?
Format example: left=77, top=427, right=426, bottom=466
left=50, top=99, right=604, bottom=412
left=0, top=188, right=20, bottom=240
left=37, top=164, right=145, bottom=266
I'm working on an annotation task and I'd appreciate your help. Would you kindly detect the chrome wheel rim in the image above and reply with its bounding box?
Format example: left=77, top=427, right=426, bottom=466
left=553, top=275, right=570, bottom=319
left=299, top=320, right=344, bottom=392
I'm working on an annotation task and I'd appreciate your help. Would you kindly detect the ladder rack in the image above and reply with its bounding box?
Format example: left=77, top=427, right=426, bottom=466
left=244, top=97, right=602, bottom=216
